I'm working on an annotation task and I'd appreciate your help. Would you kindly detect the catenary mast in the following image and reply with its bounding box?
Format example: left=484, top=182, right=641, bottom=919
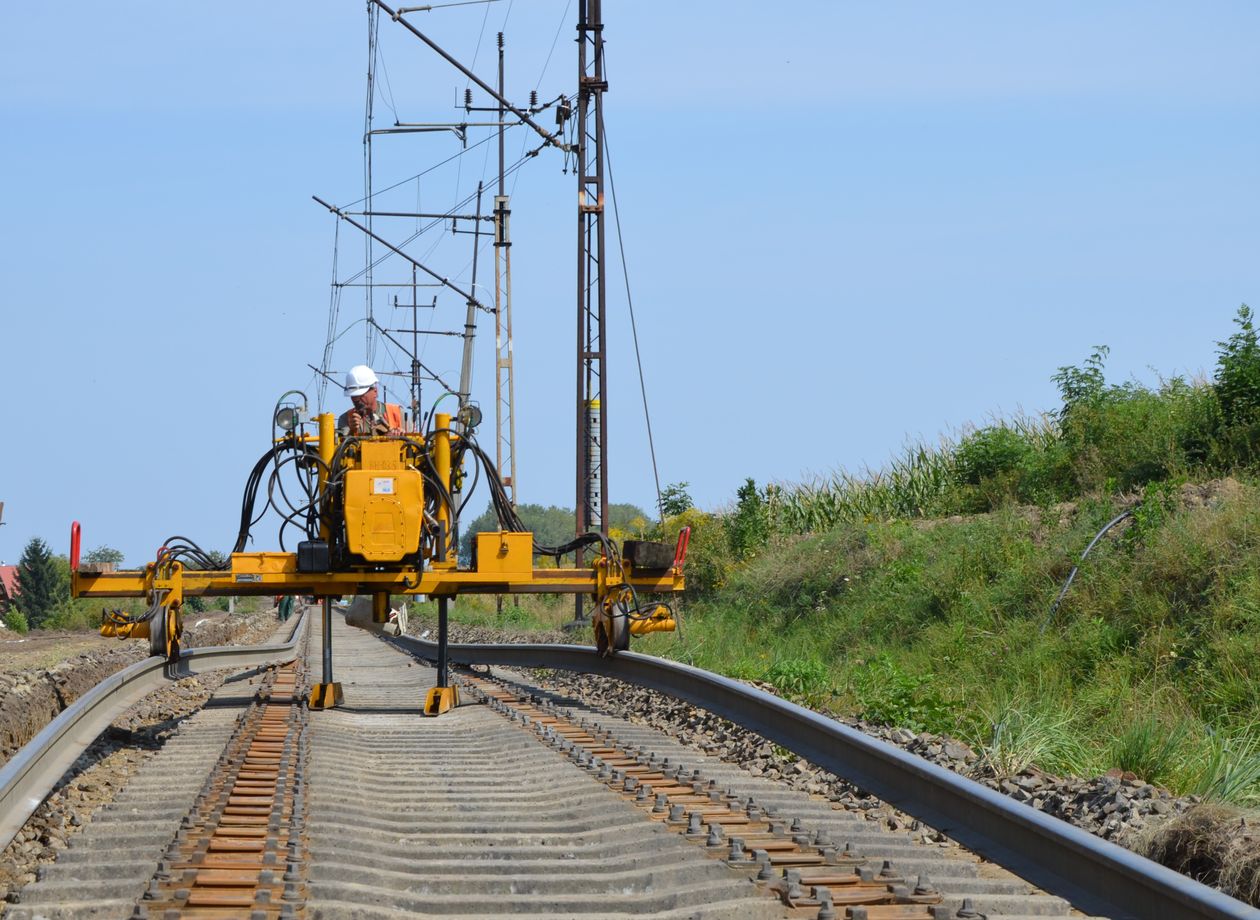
left=574, top=0, right=608, bottom=619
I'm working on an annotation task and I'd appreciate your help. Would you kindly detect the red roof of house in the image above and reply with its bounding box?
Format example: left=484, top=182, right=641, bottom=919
left=0, top=565, right=19, bottom=602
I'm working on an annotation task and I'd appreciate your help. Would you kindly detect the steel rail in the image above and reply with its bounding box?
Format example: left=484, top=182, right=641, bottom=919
left=395, top=636, right=1258, bottom=920
left=0, top=612, right=308, bottom=851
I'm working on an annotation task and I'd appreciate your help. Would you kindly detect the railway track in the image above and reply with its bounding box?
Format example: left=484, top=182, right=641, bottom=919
left=1, top=609, right=1255, bottom=919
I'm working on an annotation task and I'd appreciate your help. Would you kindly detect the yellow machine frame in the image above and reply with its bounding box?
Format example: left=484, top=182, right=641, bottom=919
left=73, top=410, right=685, bottom=714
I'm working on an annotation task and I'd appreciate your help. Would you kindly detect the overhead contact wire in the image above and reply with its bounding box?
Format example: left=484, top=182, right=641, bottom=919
left=603, top=113, right=665, bottom=523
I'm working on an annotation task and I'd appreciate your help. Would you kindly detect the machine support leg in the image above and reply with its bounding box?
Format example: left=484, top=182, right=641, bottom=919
left=309, top=597, right=343, bottom=709
left=322, top=597, right=333, bottom=684
left=437, top=596, right=449, bottom=687
left=425, top=596, right=459, bottom=716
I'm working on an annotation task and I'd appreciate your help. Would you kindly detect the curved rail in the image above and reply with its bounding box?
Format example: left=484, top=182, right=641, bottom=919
left=0, top=612, right=308, bottom=850
left=396, top=636, right=1257, bottom=920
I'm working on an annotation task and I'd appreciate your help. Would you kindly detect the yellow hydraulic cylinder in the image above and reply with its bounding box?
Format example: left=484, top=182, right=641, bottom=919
left=372, top=591, right=389, bottom=624
left=101, top=619, right=150, bottom=640
left=629, top=615, right=677, bottom=635
left=434, top=412, right=452, bottom=559
left=317, top=412, right=334, bottom=540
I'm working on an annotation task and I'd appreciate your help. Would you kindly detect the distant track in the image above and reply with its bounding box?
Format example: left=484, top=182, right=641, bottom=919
left=2, top=613, right=1255, bottom=919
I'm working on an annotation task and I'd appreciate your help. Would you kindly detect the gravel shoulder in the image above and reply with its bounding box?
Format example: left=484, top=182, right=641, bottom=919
left=0, top=608, right=289, bottom=905
left=405, top=612, right=1257, bottom=908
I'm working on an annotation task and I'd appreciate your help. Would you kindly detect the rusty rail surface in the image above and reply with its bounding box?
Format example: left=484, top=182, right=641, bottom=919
left=0, top=612, right=308, bottom=851
left=142, top=656, right=309, bottom=913
left=395, top=636, right=1258, bottom=920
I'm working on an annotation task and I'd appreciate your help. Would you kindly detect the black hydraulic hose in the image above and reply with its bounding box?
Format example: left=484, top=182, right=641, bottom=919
left=234, top=447, right=282, bottom=553
left=454, top=431, right=617, bottom=562
left=1040, top=509, right=1134, bottom=635
left=233, top=442, right=324, bottom=554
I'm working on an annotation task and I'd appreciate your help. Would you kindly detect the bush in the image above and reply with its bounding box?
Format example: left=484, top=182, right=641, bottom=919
left=768, top=443, right=957, bottom=534
left=1215, top=305, right=1260, bottom=428
left=657, top=508, right=730, bottom=603
left=974, top=696, right=1091, bottom=778
left=747, top=311, right=1260, bottom=538
left=1054, top=351, right=1220, bottom=493
left=851, top=655, right=954, bottom=734
left=765, top=657, right=830, bottom=702
left=3, top=609, right=28, bottom=633
left=41, top=598, right=104, bottom=632
left=955, top=426, right=1033, bottom=486
left=1122, top=478, right=1180, bottom=552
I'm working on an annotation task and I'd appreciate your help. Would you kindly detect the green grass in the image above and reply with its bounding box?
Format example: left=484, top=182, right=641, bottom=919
left=640, top=480, right=1260, bottom=804
left=624, top=313, right=1260, bottom=802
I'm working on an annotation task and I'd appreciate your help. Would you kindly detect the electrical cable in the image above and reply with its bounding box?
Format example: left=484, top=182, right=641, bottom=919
left=320, top=220, right=342, bottom=409
left=452, top=0, right=494, bottom=206
left=375, top=45, right=402, bottom=124
left=342, top=115, right=509, bottom=210
left=509, top=0, right=570, bottom=197
left=326, top=6, right=573, bottom=408
left=364, top=2, right=380, bottom=365
left=602, top=107, right=665, bottom=523
left=334, top=137, right=551, bottom=290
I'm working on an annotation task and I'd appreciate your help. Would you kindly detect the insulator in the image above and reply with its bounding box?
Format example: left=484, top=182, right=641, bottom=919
left=497, top=32, right=504, bottom=48
left=464, top=88, right=473, bottom=108
left=530, top=90, right=538, bottom=107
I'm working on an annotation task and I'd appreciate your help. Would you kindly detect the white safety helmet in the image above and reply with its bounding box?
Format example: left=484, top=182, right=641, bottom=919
left=343, top=364, right=378, bottom=397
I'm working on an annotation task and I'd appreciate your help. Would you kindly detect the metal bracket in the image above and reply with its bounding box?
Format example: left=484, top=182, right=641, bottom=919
left=423, top=685, right=460, bottom=716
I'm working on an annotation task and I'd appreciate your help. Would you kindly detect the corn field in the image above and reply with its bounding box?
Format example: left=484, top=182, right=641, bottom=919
left=766, top=414, right=1060, bottom=535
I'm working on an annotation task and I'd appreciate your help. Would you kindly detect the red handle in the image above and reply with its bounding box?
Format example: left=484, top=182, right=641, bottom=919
left=70, top=521, right=82, bottom=572
left=673, top=526, right=691, bottom=568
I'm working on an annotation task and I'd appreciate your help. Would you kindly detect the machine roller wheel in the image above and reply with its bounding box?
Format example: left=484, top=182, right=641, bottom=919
left=595, top=588, right=631, bottom=657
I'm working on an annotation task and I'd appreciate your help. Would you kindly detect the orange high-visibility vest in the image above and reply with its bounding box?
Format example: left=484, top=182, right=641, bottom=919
left=383, top=403, right=403, bottom=431
left=339, top=402, right=406, bottom=435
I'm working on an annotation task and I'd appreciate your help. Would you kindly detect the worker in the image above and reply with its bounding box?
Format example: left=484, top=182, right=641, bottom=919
left=339, top=365, right=404, bottom=437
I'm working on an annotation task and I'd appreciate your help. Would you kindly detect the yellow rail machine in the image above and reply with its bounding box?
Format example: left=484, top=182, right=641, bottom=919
left=73, top=397, right=687, bottom=715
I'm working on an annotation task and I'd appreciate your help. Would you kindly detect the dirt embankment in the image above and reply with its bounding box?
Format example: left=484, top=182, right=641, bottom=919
left=0, top=612, right=277, bottom=766
left=0, top=609, right=287, bottom=904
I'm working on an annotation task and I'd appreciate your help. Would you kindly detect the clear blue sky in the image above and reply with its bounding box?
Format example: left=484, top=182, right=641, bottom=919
left=1, top=2, right=1257, bottom=566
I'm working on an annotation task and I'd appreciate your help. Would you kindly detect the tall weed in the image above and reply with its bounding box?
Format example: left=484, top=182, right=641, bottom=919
left=1106, top=716, right=1190, bottom=786
left=1185, top=729, right=1260, bottom=806
left=765, top=657, right=831, bottom=705
left=975, top=696, right=1092, bottom=778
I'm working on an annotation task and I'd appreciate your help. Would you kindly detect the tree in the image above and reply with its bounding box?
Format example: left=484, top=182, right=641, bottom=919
left=1215, top=304, right=1260, bottom=428
left=659, top=482, right=693, bottom=518
left=1052, top=345, right=1109, bottom=420
left=83, top=545, right=125, bottom=568
left=727, top=478, right=769, bottom=560
left=17, top=537, right=67, bottom=629
left=458, top=500, right=652, bottom=563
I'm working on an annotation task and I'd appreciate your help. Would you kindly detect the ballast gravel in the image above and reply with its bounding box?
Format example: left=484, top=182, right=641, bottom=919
left=0, top=610, right=281, bottom=904
left=410, top=617, right=1236, bottom=895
